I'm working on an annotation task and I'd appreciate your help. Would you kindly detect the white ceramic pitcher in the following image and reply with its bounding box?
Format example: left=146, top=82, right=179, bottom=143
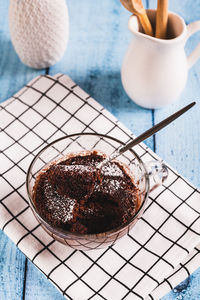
left=121, top=9, right=200, bottom=109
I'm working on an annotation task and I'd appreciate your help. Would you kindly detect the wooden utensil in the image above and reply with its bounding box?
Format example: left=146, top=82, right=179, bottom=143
left=156, top=0, right=168, bottom=39
left=120, top=0, right=154, bottom=36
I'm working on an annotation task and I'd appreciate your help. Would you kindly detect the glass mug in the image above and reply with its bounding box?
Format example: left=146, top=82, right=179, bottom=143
left=26, top=133, right=168, bottom=250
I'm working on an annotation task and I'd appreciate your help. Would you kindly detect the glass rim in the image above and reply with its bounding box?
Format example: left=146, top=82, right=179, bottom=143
left=26, top=132, right=150, bottom=239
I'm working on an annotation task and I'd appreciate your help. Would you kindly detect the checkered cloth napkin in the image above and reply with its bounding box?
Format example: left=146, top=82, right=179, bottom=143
left=1, top=74, right=200, bottom=300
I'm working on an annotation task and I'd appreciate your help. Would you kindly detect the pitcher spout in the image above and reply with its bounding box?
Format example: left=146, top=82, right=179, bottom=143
left=128, top=9, right=186, bottom=45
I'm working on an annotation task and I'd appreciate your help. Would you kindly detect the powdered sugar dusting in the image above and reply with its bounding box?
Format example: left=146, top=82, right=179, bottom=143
left=63, top=164, right=95, bottom=173
left=101, top=162, right=124, bottom=177
left=43, top=178, right=77, bottom=223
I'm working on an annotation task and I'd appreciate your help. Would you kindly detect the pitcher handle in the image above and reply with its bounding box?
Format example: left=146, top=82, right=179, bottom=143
left=186, top=21, right=200, bottom=69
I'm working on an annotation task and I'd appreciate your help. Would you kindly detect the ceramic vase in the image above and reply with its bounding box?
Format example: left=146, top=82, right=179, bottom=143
left=9, top=0, right=69, bottom=69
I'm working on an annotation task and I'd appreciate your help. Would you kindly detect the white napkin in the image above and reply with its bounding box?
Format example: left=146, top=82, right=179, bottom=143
left=0, top=74, right=200, bottom=300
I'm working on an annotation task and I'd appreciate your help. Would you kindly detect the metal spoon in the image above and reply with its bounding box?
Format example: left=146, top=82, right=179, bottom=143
left=98, top=102, right=196, bottom=169
left=120, top=0, right=154, bottom=36
left=50, top=102, right=195, bottom=199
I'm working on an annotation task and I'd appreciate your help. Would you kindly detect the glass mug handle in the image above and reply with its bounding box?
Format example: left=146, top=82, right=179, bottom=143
left=144, top=160, right=168, bottom=192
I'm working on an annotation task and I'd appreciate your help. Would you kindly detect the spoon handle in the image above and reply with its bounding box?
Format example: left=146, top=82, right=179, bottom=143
left=97, top=102, right=195, bottom=169
left=139, top=13, right=154, bottom=36
left=119, top=102, right=195, bottom=155
left=130, top=0, right=154, bottom=36
left=156, top=0, right=168, bottom=39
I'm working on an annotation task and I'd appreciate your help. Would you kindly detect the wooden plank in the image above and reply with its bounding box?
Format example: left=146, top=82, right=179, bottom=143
left=0, top=232, right=25, bottom=300
left=148, top=0, right=200, bottom=188
left=49, top=0, right=154, bottom=149
left=0, top=1, right=45, bottom=300
left=149, top=1, right=200, bottom=299
left=24, top=261, right=65, bottom=300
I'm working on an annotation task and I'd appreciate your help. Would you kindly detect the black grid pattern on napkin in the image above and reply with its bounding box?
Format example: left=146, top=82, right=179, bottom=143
left=148, top=244, right=200, bottom=299
left=0, top=74, right=200, bottom=300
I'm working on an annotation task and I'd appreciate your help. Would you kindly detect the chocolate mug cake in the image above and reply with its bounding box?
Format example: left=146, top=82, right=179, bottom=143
left=32, top=151, right=141, bottom=234
left=27, top=133, right=168, bottom=249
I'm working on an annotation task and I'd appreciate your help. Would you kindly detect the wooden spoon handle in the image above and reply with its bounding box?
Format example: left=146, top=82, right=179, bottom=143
left=139, top=13, right=154, bottom=36
left=156, top=0, right=168, bottom=39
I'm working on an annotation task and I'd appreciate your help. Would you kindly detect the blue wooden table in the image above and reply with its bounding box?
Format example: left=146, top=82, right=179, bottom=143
left=0, top=0, right=200, bottom=299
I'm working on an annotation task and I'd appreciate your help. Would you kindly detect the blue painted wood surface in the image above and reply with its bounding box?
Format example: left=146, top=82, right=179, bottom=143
left=0, top=0, right=200, bottom=299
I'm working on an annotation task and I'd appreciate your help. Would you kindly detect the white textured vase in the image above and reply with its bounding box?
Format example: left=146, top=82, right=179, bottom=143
left=9, top=0, right=69, bottom=69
